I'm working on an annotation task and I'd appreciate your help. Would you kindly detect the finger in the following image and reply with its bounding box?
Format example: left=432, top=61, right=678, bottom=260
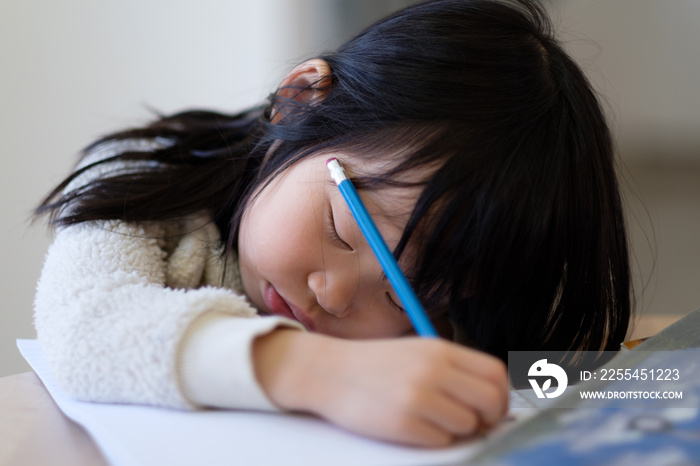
left=416, top=392, right=481, bottom=437
left=449, top=350, right=509, bottom=407
left=451, top=348, right=508, bottom=386
left=440, top=369, right=509, bottom=427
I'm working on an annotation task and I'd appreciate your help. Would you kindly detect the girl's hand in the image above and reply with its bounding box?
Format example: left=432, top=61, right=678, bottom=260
left=253, top=329, right=508, bottom=447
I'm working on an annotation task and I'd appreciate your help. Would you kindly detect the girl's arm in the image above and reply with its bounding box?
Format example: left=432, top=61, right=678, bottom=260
left=253, top=329, right=509, bottom=447
left=34, top=216, right=301, bottom=410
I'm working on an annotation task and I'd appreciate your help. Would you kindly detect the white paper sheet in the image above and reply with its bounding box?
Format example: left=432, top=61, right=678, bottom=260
left=17, top=339, right=537, bottom=466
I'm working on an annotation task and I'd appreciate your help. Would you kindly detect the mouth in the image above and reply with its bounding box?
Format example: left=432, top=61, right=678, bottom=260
left=262, top=284, right=316, bottom=331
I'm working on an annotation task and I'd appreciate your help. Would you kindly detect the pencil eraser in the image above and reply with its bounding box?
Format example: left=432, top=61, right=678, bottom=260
left=326, top=157, right=338, bottom=166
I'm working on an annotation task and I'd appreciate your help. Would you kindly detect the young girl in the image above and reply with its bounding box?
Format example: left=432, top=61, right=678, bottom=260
left=34, top=0, right=631, bottom=447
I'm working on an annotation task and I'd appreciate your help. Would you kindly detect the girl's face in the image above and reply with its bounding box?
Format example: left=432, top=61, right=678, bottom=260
left=238, top=153, right=421, bottom=339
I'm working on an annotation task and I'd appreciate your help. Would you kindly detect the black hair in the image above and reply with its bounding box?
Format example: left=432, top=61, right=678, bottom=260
left=35, top=0, right=631, bottom=363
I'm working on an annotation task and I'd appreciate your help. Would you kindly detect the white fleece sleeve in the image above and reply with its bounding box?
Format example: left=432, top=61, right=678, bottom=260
left=179, top=312, right=303, bottom=411
left=34, top=219, right=300, bottom=410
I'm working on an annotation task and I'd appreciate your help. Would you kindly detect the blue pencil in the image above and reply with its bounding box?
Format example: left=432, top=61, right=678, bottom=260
left=326, top=158, right=439, bottom=338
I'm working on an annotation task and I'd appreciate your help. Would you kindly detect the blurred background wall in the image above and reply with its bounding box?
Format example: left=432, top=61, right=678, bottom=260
left=1, top=0, right=698, bottom=376
left=544, top=0, right=700, bottom=335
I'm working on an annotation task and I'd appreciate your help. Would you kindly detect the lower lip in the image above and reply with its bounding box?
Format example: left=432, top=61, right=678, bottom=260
left=262, top=284, right=316, bottom=331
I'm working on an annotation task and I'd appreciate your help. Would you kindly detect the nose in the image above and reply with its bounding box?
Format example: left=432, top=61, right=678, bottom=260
left=307, top=266, right=360, bottom=318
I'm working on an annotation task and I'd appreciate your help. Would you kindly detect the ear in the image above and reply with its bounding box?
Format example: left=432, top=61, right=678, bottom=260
left=270, top=58, right=332, bottom=124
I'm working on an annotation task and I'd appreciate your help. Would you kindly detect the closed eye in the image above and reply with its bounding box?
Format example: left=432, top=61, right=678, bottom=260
left=327, top=202, right=353, bottom=251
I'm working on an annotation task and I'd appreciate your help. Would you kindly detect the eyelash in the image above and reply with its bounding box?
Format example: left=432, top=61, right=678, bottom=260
left=386, top=292, right=406, bottom=314
left=327, top=203, right=353, bottom=251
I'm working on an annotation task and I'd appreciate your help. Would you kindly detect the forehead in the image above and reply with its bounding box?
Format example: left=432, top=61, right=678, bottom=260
left=257, top=149, right=433, bottom=237
left=323, top=153, right=424, bottom=227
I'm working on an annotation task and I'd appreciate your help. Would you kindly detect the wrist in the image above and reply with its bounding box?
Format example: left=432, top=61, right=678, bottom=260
left=253, top=329, right=336, bottom=413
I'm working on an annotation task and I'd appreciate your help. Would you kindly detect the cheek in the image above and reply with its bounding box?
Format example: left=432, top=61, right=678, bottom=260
left=239, top=192, right=326, bottom=277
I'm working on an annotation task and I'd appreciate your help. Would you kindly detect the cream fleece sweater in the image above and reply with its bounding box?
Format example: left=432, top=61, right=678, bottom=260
left=33, top=139, right=303, bottom=411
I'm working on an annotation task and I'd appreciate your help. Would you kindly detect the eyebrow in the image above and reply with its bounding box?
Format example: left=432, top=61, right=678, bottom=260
left=333, top=182, right=412, bottom=232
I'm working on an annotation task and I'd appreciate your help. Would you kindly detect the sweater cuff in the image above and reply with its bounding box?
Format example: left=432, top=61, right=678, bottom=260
left=178, top=312, right=304, bottom=411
